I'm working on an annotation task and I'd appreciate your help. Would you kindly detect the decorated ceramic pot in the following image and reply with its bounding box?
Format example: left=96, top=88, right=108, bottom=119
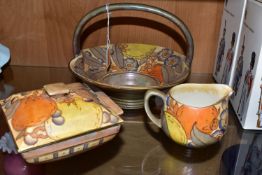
left=70, top=3, right=194, bottom=110
left=144, top=83, right=233, bottom=148
left=0, top=83, right=123, bottom=163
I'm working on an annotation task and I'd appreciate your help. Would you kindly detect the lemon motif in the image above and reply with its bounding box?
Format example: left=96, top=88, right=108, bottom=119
left=45, top=98, right=103, bottom=139
left=165, top=112, right=187, bottom=145
left=122, top=44, right=156, bottom=60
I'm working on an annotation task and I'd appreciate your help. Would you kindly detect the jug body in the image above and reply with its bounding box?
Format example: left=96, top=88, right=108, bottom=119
left=144, top=83, right=233, bottom=148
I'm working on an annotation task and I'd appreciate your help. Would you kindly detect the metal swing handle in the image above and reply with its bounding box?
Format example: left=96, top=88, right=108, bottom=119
left=73, top=3, right=194, bottom=68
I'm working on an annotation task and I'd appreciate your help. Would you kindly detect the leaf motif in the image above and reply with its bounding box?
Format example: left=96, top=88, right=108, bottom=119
left=162, top=66, right=177, bottom=84
left=191, top=124, right=217, bottom=147
left=82, top=50, right=104, bottom=68
left=111, top=45, right=125, bottom=68
left=87, top=68, right=107, bottom=81
left=90, top=47, right=107, bottom=63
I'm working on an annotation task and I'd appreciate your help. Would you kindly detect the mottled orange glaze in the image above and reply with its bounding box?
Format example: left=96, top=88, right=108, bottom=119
left=175, top=105, right=198, bottom=139
left=12, top=95, right=57, bottom=131
left=196, top=106, right=220, bottom=134
left=173, top=105, right=219, bottom=139
left=141, top=64, right=163, bottom=83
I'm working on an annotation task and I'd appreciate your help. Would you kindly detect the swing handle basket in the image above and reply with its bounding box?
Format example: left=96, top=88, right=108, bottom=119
left=73, top=3, right=194, bottom=68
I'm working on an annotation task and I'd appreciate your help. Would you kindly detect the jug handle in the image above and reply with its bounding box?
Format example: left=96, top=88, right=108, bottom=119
left=144, top=89, right=166, bottom=128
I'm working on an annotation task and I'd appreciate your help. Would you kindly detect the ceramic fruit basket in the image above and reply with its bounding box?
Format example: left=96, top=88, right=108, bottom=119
left=0, top=83, right=123, bottom=163
left=70, top=3, right=194, bottom=109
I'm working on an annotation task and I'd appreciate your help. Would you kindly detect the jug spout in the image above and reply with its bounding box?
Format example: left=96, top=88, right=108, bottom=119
left=218, top=84, right=234, bottom=99
left=207, top=84, right=233, bottom=104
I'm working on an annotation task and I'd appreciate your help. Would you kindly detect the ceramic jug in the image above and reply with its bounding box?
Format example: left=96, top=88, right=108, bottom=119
left=144, top=83, right=233, bottom=148
left=0, top=44, right=10, bottom=73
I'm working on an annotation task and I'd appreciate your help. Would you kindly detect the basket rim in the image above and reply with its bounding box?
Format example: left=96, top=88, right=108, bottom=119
left=69, top=43, right=191, bottom=91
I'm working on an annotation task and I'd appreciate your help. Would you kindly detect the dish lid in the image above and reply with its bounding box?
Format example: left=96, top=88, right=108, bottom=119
left=0, top=83, right=123, bottom=153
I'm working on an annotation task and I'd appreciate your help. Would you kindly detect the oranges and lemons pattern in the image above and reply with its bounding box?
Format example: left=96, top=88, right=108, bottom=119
left=1, top=89, right=122, bottom=152
left=164, top=96, right=226, bottom=147
left=79, top=43, right=188, bottom=85
left=165, top=112, right=187, bottom=145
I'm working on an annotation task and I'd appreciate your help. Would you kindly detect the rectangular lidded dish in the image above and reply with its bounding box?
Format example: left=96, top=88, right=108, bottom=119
left=0, top=83, right=123, bottom=163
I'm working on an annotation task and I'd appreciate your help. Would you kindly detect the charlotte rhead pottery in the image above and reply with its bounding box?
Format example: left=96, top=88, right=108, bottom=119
left=144, top=83, right=233, bottom=148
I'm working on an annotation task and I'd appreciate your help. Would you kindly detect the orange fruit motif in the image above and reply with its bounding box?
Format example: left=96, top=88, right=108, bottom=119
left=174, top=105, right=219, bottom=139
left=12, top=95, right=57, bottom=131
left=175, top=105, right=198, bottom=139
left=141, top=64, right=163, bottom=83
left=196, top=106, right=220, bottom=134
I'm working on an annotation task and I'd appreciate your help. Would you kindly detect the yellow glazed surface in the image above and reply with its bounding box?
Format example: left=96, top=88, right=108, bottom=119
left=0, top=89, right=123, bottom=152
